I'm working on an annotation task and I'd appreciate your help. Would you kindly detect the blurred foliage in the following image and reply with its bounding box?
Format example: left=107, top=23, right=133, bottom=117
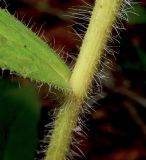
left=0, top=80, right=41, bottom=160
left=128, top=5, right=146, bottom=24
left=117, top=2, right=146, bottom=94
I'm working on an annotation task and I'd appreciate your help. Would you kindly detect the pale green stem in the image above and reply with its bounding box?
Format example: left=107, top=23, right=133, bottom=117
left=45, top=0, right=122, bottom=160
left=70, top=0, right=122, bottom=99
left=45, top=96, right=81, bottom=160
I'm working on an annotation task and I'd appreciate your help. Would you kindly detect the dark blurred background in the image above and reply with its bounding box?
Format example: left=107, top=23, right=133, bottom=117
left=1, top=0, right=146, bottom=160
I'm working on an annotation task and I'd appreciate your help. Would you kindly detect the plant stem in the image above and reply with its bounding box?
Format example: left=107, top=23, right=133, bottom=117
left=45, top=0, right=122, bottom=160
left=70, top=0, right=122, bottom=100
left=45, top=95, right=81, bottom=160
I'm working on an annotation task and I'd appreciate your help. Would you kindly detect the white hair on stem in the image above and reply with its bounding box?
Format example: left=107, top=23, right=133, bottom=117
left=64, top=0, right=135, bottom=159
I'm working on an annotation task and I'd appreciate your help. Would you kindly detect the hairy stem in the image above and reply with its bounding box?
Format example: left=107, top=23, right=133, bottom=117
left=45, top=0, right=122, bottom=160
left=45, top=96, right=81, bottom=160
left=70, top=0, right=122, bottom=99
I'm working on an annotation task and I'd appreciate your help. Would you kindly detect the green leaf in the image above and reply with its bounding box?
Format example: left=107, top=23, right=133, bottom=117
left=0, top=80, right=41, bottom=160
left=128, top=5, right=146, bottom=24
left=0, top=9, right=71, bottom=90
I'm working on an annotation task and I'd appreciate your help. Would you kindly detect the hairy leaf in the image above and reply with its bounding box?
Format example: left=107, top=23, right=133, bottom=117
left=0, top=9, right=71, bottom=90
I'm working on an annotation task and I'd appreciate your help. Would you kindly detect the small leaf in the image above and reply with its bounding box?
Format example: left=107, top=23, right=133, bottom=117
left=0, top=80, right=41, bottom=160
left=0, top=9, right=71, bottom=90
